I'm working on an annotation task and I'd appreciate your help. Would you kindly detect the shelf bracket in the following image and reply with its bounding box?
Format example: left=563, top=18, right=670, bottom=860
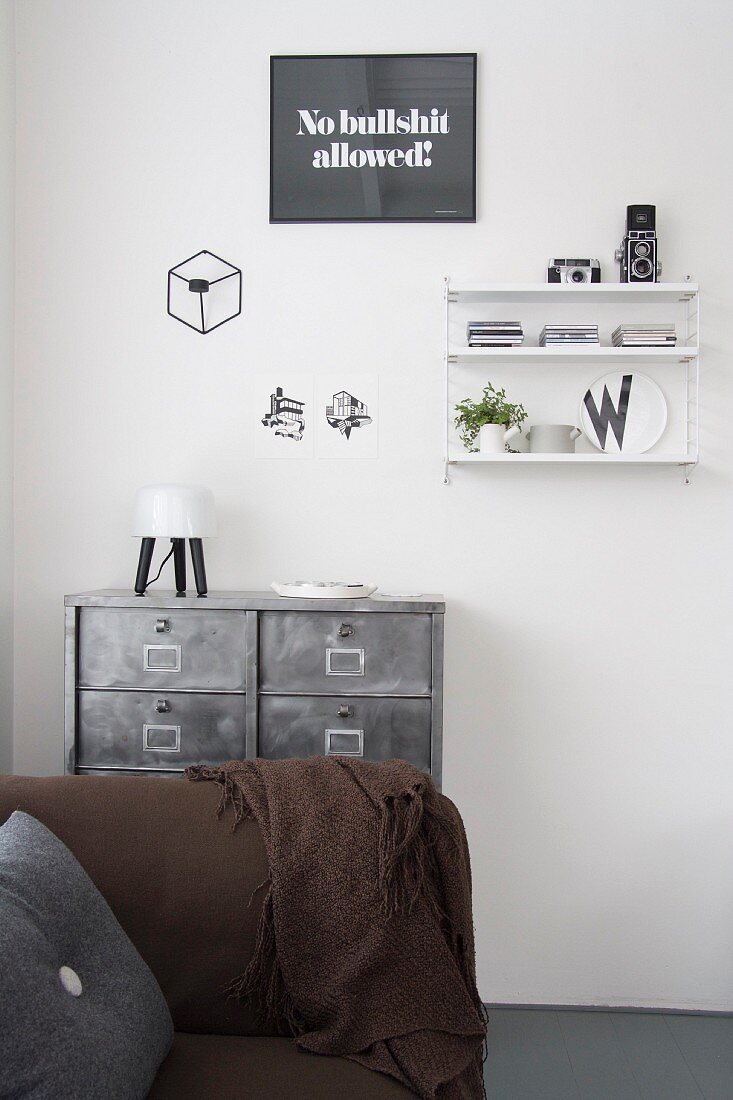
left=682, top=460, right=698, bottom=485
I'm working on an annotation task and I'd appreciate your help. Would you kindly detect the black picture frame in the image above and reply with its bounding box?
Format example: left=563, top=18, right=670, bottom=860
left=270, top=53, right=477, bottom=224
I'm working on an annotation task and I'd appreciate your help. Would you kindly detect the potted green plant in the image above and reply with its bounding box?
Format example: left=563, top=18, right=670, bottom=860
left=454, top=383, right=528, bottom=453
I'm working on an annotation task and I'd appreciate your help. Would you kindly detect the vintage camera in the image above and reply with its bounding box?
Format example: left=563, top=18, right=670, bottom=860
left=547, top=259, right=601, bottom=284
left=615, top=205, right=661, bottom=282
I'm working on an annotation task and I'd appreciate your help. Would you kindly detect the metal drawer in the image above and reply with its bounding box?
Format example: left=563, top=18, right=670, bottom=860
left=258, top=612, right=432, bottom=695
left=77, top=690, right=246, bottom=771
left=78, top=608, right=246, bottom=691
left=257, top=695, right=431, bottom=772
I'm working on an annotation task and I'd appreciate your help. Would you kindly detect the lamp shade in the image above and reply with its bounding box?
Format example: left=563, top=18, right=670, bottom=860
left=132, top=484, right=217, bottom=538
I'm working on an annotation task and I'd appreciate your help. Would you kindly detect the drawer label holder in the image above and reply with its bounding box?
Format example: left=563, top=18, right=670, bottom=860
left=143, top=724, right=182, bottom=752
left=325, top=648, right=365, bottom=677
left=325, top=728, right=364, bottom=756
left=143, top=644, right=182, bottom=674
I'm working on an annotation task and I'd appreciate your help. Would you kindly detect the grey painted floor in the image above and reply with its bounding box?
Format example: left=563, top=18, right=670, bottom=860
left=484, top=1009, right=733, bottom=1100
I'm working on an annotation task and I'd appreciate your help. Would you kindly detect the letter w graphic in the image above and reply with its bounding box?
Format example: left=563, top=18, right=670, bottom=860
left=584, top=374, right=633, bottom=449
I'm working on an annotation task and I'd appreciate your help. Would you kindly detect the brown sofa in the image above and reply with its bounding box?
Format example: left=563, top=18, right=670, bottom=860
left=0, top=774, right=413, bottom=1099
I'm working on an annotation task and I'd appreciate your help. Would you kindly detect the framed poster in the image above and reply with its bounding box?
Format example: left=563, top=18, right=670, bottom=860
left=270, top=53, right=477, bottom=223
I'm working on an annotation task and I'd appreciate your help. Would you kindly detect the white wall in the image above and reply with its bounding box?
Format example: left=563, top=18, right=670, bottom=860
left=0, top=0, right=13, bottom=774
left=12, top=0, right=733, bottom=1010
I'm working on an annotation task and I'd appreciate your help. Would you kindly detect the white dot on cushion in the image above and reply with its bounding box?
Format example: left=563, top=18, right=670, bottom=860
left=59, top=965, right=83, bottom=997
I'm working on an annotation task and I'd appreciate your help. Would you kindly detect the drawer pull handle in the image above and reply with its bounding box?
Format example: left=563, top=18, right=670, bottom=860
left=325, top=728, right=363, bottom=757
left=155, top=618, right=171, bottom=633
left=337, top=704, right=353, bottom=718
left=338, top=623, right=354, bottom=638
left=155, top=699, right=171, bottom=714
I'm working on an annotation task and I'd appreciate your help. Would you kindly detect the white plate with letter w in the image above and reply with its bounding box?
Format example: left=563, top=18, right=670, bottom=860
left=580, top=371, right=667, bottom=453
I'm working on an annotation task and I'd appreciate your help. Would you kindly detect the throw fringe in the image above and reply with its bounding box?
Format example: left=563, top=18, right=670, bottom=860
left=378, top=787, right=427, bottom=918
left=186, top=763, right=302, bottom=1035
left=226, top=882, right=302, bottom=1036
left=456, top=932, right=490, bottom=1100
left=186, top=764, right=251, bottom=830
left=378, top=781, right=465, bottom=927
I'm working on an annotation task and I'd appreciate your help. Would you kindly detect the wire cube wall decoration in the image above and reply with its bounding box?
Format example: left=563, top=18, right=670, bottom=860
left=167, top=250, right=242, bottom=334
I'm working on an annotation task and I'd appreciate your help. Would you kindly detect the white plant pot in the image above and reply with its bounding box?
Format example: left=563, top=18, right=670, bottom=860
left=479, top=423, right=521, bottom=454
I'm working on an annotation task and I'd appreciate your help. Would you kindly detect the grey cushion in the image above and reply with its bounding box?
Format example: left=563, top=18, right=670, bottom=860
left=0, top=811, right=173, bottom=1099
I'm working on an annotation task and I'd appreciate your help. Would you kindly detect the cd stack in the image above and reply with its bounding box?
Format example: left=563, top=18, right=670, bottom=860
left=539, top=324, right=599, bottom=346
left=467, top=321, right=524, bottom=347
left=612, top=323, right=677, bottom=348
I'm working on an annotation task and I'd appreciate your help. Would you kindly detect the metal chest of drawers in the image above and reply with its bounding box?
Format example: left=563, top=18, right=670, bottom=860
left=64, top=591, right=445, bottom=787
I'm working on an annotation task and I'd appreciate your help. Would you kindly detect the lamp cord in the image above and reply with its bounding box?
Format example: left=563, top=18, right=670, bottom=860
left=142, top=544, right=175, bottom=593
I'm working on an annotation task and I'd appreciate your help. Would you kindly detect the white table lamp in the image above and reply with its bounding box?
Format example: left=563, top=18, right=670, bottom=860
left=132, top=484, right=217, bottom=597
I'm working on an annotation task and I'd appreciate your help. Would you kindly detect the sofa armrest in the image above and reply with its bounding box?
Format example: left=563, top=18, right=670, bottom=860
left=0, top=774, right=271, bottom=1035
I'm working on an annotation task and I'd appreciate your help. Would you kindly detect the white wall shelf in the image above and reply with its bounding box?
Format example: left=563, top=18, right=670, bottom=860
left=452, top=452, right=690, bottom=465
left=448, top=282, right=699, bottom=304
left=443, top=279, right=700, bottom=480
left=449, top=346, right=699, bottom=365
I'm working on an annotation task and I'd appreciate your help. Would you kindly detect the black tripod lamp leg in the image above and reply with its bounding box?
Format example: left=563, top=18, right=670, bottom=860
left=190, top=538, right=208, bottom=597
left=134, top=538, right=156, bottom=596
left=173, top=538, right=187, bottom=595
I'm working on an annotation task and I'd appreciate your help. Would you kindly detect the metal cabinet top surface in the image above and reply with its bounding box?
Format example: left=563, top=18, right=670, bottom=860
left=65, top=590, right=446, bottom=614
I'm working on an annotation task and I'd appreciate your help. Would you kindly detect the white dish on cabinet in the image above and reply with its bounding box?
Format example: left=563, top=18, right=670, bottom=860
left=271, top=581, right=378, bottom=600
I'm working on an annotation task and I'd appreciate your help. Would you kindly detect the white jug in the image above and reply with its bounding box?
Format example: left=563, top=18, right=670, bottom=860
left=479, top=423, right=522, bottom=454
left=526, top=424, right=582, bottom=454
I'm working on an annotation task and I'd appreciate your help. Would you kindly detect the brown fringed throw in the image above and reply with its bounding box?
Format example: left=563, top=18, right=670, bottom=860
left=186, top=757, right=487, bottom=1099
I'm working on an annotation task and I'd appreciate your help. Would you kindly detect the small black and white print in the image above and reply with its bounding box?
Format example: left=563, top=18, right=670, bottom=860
left=325, top=390, right=372, bottom=439
left=262, top=385, right=306, bottom=441
left=253, top=375, right=314, bottom=458
left=316, top=375, right=378, bottom=458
